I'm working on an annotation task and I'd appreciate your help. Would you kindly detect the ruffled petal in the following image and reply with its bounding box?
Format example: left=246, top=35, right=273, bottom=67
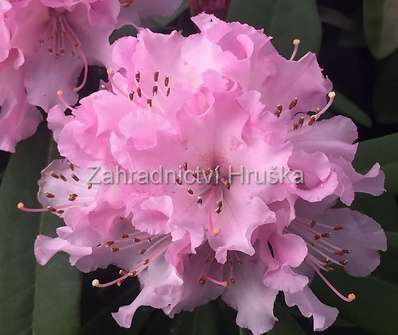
left=285, top=287, right=338, bottom=331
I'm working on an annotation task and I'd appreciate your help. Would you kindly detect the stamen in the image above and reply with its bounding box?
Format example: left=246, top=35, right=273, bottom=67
left=309, top=262, right=356, bottom=303
left=17, top=202, right=49, bottom=213
left=290, top=39, right=301, bottom=60
left=57, top=90, right=76, bottom=112
left=308, top=91, right=336, bottom=125
left=73, top=48, right=88, bottom=92
left=206, top=275, right=229, bottom=288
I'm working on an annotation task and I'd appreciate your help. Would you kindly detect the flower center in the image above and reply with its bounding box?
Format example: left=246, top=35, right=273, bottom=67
left=39, top=9, right=88, bottom=91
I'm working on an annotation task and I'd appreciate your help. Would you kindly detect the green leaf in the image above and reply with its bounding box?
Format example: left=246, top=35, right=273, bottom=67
left=373, top=51, right=398, bottom=125
left=352, top=194, right=398, bottom=232
left=374, top=232, right=398, bottom=284
left=354, top=132, right=398, bottom=171
left=172, top=303, right=219, bottom=335
left=364, top=0, right=398, bottom=59
left=228, top=0, right=322, bottom=57
left=0, top=127, right=81, bottom=335
left=269, top=305, right=306, bottom=335
left=331, top=92, right=372, bottom=127
left=384, top=162, right=398, bottom=195
left=312, top=272, right=398, bottom=335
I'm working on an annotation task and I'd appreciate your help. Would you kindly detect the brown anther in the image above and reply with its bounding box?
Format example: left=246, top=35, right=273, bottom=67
left=343, top=249, right=351, bottom=254
left=129, top=92, right=134, bottom=100
left=215, top=207, right=222, bottom=214
left=47, top=206, right=57, bottom=212
left=144, top=259, right=150, bottom=265
left=60, top=174, right=67, bottom=182
left=274, top=104, right=283, bottom=117
left=50, top=172, right=60, bottom=179
left=122, top=234, right=129, bottom=239
left=139, top=249, right=146, bottom=255
left=88, top=183, right=93, bottom=190
left=147, top=99, right=152, bottom=107
left=57, top=210, right=64, bottom=215
left=45, top=192, right=55, bottom=199
left=297, top=116, right=305, bottom=128
left=112, top=247, right=120, bottom=253
left=135, top=72, right=141, bottom=83
left=69, top=163, right=75, bottom=171
left=321, top=233, right=330, bottom=238
left=137, top=87, right=142, bottom=98
left=187, top=187, right=194, bottom=195
left=308, top=115, right=317, bottom=126
left=176, top=176, right=182, bottom=185
left=106, top=241, right=115, bottom=246
left=197, top=196, right=203, bottom=204
left=334, top=226, right=343, bottom=231
left=183, top=162, right=188, bottom=171
left=133, top=238, right=141, bottom=243
left=289, top=97, right=298, bottom=110
left=314, top=234, right=321, bottom=240
left=154, top=71, right=159, bottom=82
left=216, top=200, right=223, bottom=208
left=71, top=174, right=80, bottom=182
left=152, top=86, right=158, bottom=96
left=68, top=194, right=78, bottom=201
left=166, top=87, right=171, bottom=96
left=334, top=250, right=345, bottom=256
left=164, top=76, right=170, bottom=87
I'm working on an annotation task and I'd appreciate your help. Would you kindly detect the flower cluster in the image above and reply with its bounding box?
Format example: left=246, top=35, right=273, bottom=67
left=0, top=0, right=181, bottom=152
left=18, top=13, right=386, bottom=335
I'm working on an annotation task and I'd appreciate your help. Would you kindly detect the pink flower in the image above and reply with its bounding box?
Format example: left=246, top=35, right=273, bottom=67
left=5, top=0, right=119, bottom=111
left=190, top=0, right=231, bottom=19
left=25, top=13, right=387, bottom=335
left=48, top=14, right=383, bottom=262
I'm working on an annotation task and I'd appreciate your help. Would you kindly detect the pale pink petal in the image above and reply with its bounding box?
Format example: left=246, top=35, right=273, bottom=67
left=285, top=287, right=338, bottom=331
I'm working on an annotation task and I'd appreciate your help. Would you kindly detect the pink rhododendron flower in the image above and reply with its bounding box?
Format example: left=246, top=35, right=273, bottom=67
left=6, top=0, right=119, bottom=110
left=190, top=0, right=231, bottom=19
left=22, top=13, right=387, bottom=335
